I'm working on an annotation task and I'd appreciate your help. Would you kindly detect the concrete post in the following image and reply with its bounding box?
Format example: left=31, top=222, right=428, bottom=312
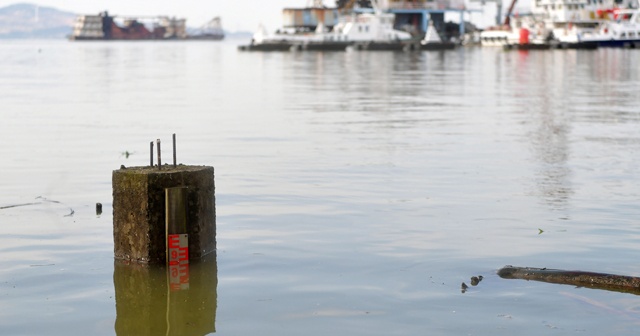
left=112, top=165, right=215, bottom=264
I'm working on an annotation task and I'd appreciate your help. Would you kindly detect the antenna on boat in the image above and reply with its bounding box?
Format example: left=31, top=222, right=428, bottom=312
left=371, top=0, right=390, bottom=14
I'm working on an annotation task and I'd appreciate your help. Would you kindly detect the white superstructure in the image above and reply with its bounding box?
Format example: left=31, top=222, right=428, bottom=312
left=71, top=15, right=104, bottom=39
left=253, top=11, right=412, bottom=45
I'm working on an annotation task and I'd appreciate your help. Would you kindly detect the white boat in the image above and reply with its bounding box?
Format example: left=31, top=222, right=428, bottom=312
left=478, top=0, right=553, bottom=48
left=240, top=0, right=415, bottom=51
left=562, top=9, right=640, bottom=47
left=420, top=20, right=457, bottom=50
left=479, top=15, right=551, bottom=47
left=478, top=0, right=638, bottom=47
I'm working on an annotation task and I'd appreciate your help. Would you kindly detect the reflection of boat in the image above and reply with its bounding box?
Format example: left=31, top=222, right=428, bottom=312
left=566, top=9, right=640, bottom=47
left=69, top=11, right=224, bottom=41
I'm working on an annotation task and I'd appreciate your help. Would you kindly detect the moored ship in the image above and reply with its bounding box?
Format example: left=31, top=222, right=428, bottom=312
left=239, top=0, right=458, bottom=51
left=69, top=11, right=224, bottom=41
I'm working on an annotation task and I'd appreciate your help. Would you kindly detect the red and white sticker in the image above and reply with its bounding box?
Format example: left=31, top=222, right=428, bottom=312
left=168, top=233, right=189, bottom=290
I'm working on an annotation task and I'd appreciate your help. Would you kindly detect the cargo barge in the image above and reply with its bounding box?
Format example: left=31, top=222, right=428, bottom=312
left=69, top=11, right=224, bottom=41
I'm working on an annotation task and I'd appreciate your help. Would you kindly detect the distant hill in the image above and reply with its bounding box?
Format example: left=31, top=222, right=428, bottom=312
left=0, top=3, right=75, bottom=38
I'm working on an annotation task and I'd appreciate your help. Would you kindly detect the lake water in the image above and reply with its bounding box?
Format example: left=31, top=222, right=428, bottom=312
left=1, top=39, right=640, bottom=335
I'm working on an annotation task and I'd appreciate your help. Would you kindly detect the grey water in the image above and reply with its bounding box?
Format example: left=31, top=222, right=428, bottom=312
left=1, top=39, right=640, bottom=335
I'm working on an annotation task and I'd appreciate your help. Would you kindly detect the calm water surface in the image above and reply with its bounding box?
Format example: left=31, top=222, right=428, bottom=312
left=1, top=39, right=640, bottom=335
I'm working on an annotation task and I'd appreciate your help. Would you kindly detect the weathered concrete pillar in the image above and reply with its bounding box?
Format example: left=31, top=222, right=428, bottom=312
left=112, top=165, right=215, bottom=264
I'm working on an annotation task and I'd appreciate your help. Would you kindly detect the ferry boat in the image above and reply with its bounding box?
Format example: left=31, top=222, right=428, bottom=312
left=559, top=9, right=640, bottom=47
left=479, top=0, right=638, bottom=48
left=540, top=0, right=639, bottom=45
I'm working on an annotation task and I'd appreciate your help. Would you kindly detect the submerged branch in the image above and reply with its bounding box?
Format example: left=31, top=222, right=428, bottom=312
left=498, top=265, right=640, bottom=295
left=0, top=202, right=41, bottom=210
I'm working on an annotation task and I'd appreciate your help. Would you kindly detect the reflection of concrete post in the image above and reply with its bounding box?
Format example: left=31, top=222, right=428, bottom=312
left=166, top=187, right=190, bottom=290
left=112, top=165, right=215, bottom=264
left=113, top=253, right=217, bottom=335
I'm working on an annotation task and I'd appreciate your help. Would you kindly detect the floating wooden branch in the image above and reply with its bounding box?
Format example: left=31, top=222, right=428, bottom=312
left=498, top=265, right=640, bottom=295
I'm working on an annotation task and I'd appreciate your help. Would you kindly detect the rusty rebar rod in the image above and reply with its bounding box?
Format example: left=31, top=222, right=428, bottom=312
left=157, top=139, right=162, bottom=170
left=150, top=141, right=154, bottom=167
left=172, top=133, right=177, bottom=168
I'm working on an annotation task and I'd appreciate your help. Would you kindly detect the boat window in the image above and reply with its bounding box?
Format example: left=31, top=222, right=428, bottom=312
left=621, top=32, right=627, bottom=37
left=365, top=26, right=369, bottom=32
left=630, top=32, right=636, bottom=37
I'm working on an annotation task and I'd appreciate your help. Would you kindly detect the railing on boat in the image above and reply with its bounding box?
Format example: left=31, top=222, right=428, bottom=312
left=386, top=0, right=466, bottom=10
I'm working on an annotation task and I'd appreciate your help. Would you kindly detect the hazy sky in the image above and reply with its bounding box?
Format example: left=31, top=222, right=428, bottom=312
left=0, top=0, right=313, bottom=32
left=0, top=0, right=505, bottom=32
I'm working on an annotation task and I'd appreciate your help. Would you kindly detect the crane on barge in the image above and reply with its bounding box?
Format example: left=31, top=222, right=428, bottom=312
left=502, top=0, right=519, bottom=26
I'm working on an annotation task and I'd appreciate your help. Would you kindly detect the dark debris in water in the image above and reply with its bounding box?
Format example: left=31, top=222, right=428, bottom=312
left=0, top=196, right=74, bottom=218
left=461, top=275, right=484, bottom=293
